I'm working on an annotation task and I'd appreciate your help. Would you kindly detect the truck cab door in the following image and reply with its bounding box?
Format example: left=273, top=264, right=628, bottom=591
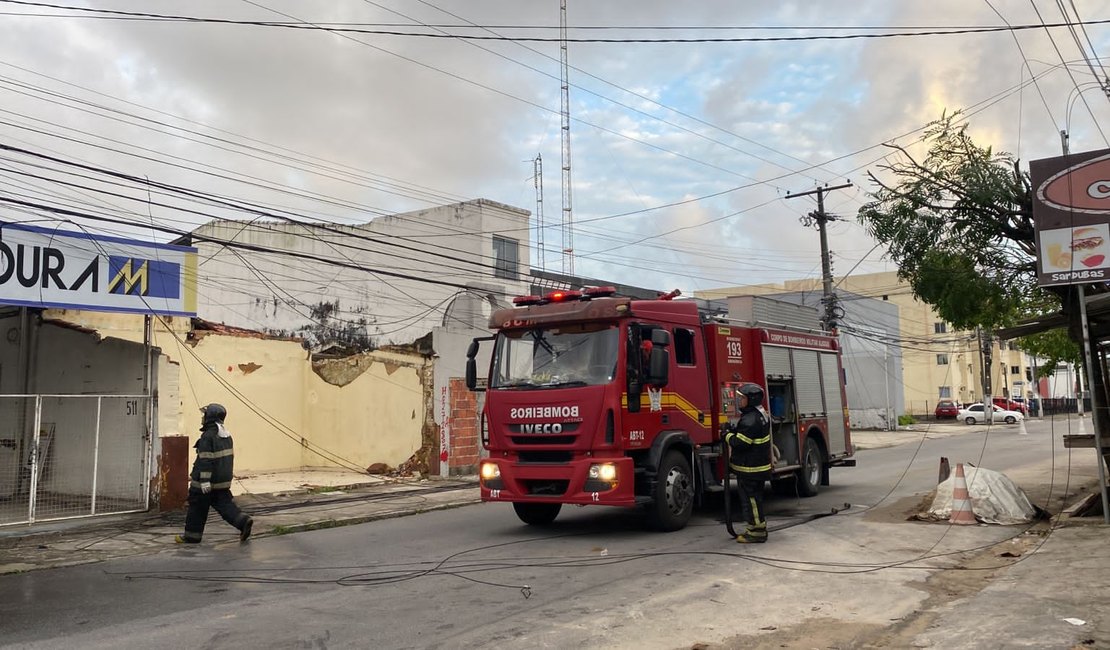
left=671, top=326, right=712, bottom=443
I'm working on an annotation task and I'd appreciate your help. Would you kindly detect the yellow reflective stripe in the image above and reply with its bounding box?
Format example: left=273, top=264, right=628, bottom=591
left=731, top=464, right=773, bottom=473
left=727, top=432, right=771, bottom=445
left=198, top=471, right=212, bottom=479
left=197, top=449, right=234, bottom=459
left=210, top=481, right=232, bottom=489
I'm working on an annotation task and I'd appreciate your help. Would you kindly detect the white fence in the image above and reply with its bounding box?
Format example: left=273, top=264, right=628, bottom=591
left=0, top=394, right=152, bottom=526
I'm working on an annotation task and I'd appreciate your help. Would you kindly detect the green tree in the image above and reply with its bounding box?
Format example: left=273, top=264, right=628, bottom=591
left=857, top=112, right=1085, bottom=376
left=858, top=112, right=1035, bottom=329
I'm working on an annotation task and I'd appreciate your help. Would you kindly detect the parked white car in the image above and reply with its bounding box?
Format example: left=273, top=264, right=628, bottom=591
left=958, top=402, right=1025, bottom=425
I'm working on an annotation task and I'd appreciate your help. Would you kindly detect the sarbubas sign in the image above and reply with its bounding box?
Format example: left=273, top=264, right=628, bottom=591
left=0, top=222, right=197, bottom=316
left=1031, top=148, right=1110, bottom=287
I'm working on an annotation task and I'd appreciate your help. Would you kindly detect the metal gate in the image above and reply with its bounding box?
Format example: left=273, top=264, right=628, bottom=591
left=0, top=394, right=152, bottom=526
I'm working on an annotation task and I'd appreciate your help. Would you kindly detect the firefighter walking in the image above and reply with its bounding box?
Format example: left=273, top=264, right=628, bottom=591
left=724, top=383, right=772, bottom=543
left=176, top=403, right=253, bottom=544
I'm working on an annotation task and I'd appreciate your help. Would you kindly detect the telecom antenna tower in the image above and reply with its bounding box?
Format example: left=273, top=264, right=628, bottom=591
left=559, top=0, right=574, bottom=275
left=533, top=154, right=545, bottom=271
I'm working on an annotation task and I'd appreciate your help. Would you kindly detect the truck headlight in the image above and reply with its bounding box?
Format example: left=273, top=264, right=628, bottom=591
left=588, top=463, right=617, bottom=481
left=480, top=462, right=500, bottom=480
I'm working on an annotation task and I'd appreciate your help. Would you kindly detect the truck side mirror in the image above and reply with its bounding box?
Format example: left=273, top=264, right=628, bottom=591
left=648, top=348, right=669, bottom=386
left=651, top=330, right=671, bottom=347
left=465, top=336, right=489, bottom=392
left=466, top=358, right=479, bottom=391
left=627, top=380, right=642, bottom=413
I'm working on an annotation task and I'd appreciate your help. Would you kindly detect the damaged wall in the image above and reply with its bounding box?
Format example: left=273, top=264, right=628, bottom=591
left=41, top=310, right=429, bottom=475
left=171, top=333, right=426, bottom=473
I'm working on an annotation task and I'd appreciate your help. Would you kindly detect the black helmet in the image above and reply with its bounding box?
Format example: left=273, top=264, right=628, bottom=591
left=200, top=403, right=227, bottom=425
left=736, top=383, right=764, bottom=409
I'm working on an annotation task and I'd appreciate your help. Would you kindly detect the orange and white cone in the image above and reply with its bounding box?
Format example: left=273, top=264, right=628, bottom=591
left=949, top=463, right=977, bottom=525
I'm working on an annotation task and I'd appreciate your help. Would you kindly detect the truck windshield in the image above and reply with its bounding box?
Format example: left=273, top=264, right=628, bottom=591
left=491, top=324, right=618, bottom=389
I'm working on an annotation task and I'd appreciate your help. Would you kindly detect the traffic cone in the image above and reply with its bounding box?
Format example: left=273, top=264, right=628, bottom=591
left=1019, top=418, right=1028, bottom=435
left=949, top=463, right=977, bottom=525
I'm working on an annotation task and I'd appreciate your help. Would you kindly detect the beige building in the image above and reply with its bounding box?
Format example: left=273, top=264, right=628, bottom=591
left=697, top=271, right=1031, bottom=416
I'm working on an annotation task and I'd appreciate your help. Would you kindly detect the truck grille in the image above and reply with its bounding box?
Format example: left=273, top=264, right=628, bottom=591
left=511, top=435, right=575, bottom=445
left=517, top=451, right=573, bottom=464
left=523, top=479, right=569, bottom=496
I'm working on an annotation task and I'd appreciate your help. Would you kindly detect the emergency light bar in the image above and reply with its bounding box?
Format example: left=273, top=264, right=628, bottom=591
left=511, top=287, right=617, bottom=307
left=544, top=290, right=582, bottom=303
left=583, top=286, right=616, bottom=298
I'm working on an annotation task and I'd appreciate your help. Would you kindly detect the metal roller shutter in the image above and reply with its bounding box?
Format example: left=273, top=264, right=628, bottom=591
left=763, top=345, right=792, bottom=377
left=820, top=352, right=847, bottom=455
left=793, top=349, right=824, bottom=416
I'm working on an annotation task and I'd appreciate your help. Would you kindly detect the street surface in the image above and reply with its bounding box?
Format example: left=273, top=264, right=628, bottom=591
left=1, top=420, right=1101, bottom=649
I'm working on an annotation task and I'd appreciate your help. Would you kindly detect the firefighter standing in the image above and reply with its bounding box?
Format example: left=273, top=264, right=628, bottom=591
left=724, top=383, right=772, bottom=544
left=175, top=403, right=253, bottom=544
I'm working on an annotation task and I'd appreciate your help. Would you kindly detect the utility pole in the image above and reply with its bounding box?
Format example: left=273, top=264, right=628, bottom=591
left=786, top=182, right=852, bottom=332
left=979, top=327, right=993, bottom=420
left=533, top=154, right=545, bottom=271
left=1061, top=128, right=1110, bottom=523
left=559, top=0, right=575, bottom=275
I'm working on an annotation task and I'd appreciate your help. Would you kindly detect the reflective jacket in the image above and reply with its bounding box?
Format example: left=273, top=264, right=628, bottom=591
left=724, top=407, right=772, bottom=480
left=190, top=422, right=235, bottom=491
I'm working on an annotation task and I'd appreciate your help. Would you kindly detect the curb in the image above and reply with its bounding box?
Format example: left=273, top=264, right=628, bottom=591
left=262, top=497, right=482, bottom=537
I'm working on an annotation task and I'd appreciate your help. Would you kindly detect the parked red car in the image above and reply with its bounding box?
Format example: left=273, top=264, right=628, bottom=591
left=993, top=397, right=1029, bottom=415
left=935, top=400, right=960, bottom=419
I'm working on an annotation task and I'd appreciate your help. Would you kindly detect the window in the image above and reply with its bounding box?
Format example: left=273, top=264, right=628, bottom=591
left=674, top=328, right=696, bottom=365
left=492, top=235, right=519, bottom=280
left=937, top=354, right=949, bottom=365
left=1008, top=342, right=1018, bottom=350
left=1011, top=365, right=1020, bottom=375
left=939, top=386, right=952, bottom=398
left=934, top=322, right=947, bottom=334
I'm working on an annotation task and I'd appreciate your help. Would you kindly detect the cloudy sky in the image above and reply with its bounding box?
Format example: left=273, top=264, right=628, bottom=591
left=1, top=0, right=1109, bottom=298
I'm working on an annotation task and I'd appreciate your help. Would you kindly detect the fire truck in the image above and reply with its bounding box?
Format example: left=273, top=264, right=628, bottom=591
left=465, top=288, right=854, bottom=531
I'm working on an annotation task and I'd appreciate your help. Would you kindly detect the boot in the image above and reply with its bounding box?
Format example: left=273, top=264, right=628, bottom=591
left=239, top=517, right=254, bottom=543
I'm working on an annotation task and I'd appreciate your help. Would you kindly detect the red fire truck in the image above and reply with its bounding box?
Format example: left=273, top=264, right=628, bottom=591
left=465, top=288, right=854, bottom=531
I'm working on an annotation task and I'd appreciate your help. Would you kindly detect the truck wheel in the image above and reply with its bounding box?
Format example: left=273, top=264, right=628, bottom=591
left=647, top=450, right=694, bottom=531
left=797, top=437, right=823, bottom=497
left=771, top=477, right=798, bottom=498
left=512, top=502, right=561, bottom=526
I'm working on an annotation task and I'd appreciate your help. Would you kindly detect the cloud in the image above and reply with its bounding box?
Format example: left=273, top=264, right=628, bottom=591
left=0, top=0, right=1107, bottom=300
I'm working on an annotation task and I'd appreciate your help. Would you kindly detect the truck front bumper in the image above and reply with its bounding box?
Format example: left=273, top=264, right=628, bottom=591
left=479, top=456, right=636, bottom=507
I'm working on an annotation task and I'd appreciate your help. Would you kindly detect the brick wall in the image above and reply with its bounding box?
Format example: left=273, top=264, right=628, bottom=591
left=447, top=378, right=479, bottom=474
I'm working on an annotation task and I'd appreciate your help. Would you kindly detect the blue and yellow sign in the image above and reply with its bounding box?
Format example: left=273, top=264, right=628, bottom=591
left=0, top=222, right=197, bottom=316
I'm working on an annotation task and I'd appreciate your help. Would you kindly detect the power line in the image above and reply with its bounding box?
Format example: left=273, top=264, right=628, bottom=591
left=3, top=1, right=1109, bottom=43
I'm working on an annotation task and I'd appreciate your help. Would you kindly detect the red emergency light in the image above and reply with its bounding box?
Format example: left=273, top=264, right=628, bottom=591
left=544, top=290, right=582, bottom=303
left=513, top=295, right=543, bottom=306
left=583, top=286, right=616, bottom=298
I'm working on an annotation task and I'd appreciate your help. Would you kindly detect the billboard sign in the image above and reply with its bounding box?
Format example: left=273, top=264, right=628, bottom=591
left=0, top=222, right=197, bottom=315
left=1031, top=148, right=1110, bottom=287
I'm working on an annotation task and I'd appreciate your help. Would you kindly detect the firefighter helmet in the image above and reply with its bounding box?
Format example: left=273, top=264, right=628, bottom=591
left=736, top=383, right=764, bottom=409
left=200, top=403, right=228, bottom=424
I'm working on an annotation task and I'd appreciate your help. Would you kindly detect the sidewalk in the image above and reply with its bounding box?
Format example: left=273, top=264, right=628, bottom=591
left=0, top=469, right=480, bottom=575
left=851, top=420, right=980, bottom=450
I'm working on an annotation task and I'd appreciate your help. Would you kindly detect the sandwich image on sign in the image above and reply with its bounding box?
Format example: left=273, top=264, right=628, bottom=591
left=1041, top=224, right=1110, bottom=272
left=1071, top=227, right=1106, bottom=268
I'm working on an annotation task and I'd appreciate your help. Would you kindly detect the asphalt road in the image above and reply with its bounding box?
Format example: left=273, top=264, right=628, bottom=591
left=0, top=421, right=1071, bottom=649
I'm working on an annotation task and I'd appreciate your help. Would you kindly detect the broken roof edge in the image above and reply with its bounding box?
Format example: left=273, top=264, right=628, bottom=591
left=191, top=317, right=304, bottom=343
left=180, top=198, right=531, bottom=238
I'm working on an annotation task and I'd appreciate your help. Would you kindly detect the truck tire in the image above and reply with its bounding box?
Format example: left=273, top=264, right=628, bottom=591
left=797, top=437, right=823, bottom=497
left=646, top=450, right=694, bottom=531
left=512, top=502, right=562, bottom=526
